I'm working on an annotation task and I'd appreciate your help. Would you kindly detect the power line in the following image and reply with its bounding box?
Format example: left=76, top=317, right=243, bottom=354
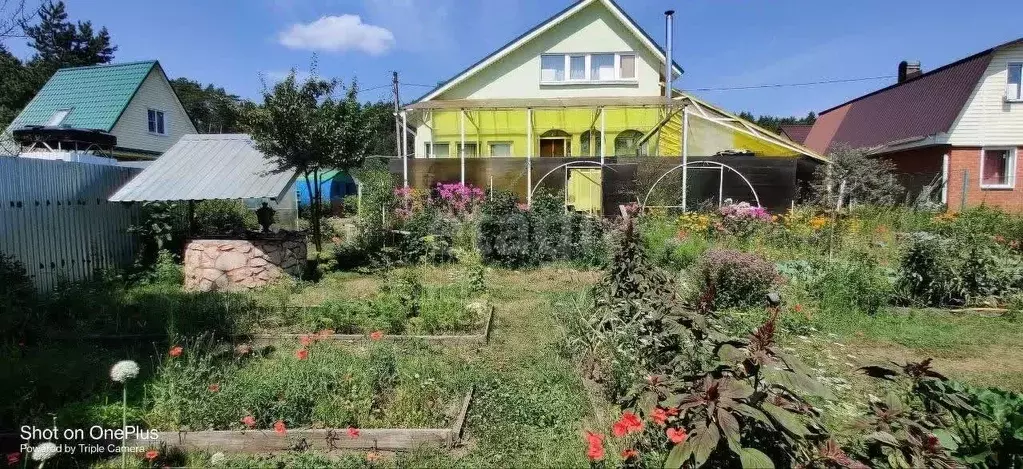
left=690, top=75, right=896, bottom=92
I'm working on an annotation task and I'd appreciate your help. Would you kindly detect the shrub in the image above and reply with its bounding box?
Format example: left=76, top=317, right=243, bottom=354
left=718, top=201, right=771, bottom=237
left=811, top=256, right=895, bottom=316
left=810, top=144, right=905, bottom=207
left=478, top=191, right=535, bottom=268
left=0, top=252, right=36, bottom=339
left=899, top=232, right=1022, bottom=306
left=694, top=248, right=778, bottom=309
left=193, top=200, right=257, bottom=235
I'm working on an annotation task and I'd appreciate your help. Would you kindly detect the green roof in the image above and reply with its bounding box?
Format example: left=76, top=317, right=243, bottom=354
left=6, top=61, right=157, bottom=132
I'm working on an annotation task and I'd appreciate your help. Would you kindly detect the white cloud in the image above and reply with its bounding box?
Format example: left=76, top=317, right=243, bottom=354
left=278, top=15, right=395, bottom=55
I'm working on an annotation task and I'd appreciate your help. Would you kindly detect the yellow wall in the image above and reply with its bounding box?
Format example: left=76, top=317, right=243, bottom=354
left=424, top=107, right=664, bottom=157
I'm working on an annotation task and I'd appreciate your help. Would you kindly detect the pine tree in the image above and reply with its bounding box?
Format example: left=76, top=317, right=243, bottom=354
left=22, top=1, right=116, bottom=69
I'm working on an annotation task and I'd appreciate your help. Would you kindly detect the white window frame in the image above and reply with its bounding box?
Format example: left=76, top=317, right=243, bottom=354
left=147, top=108, right=167, bottom=136
left=979, top=146, right=1017, bottom=190
left=539, top=52, right=639, bottom=85
left=458, top=142, right=478, bottom=158
left=1007, top=62, right=1023, bottom=102
left=425, top=141, right=449, bottom=158
left=488, top=141, right=513, bottom=157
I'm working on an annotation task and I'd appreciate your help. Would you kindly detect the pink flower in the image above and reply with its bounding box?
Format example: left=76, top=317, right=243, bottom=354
left=274, top=420, right=286, bottom=435
left=295, top=349, right=309, bottom=360
left=347, top=427, right=360, bottom=438
left=169, top=346, right=183, bottom=357
left=241, top=415, right=256, bottom=428
left=369, top=330, right=384, bottom=341
left=299, top=335, right=313, bottom=346
left=667, top=427, right=688, bottom=444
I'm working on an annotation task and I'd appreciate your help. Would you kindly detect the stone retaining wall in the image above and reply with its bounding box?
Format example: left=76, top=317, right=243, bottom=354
left=184, top=237, right=306, bottom=291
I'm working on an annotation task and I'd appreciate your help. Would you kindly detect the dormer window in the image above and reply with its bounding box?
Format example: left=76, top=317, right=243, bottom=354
left=540, top=52, right=638, bottom=84
left=147, top=109, right=166, bottom=135
left=47, top=109, right=71, bottom=126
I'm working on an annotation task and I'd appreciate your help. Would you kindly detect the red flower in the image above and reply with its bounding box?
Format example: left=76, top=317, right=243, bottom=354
left=584, top=431, right=605, bottom=461
left=612, top=420, right=629, bottom=437
left=241, top=415, right=256, bottom=428
left=295, top=348, right=309, bottom=360
left=621, top=448, right=639, bottom=459
left=666, top=427, right=688, bottom=444
left=169, top=346, right=183, bottom=357
left=273, top=420, right=286, bottom=435
left=651, top=407, right=668, bottom=426
left=144, top=450, right=159, bottom=461
left=299, top=335, right=313, bottom=347
left=6, top=452, right=20, bottom=466
left=369, top=330, right=384, bottom=341
left=208, top=383, right=220, bottom=392
left=347, top=427, right=360, bottom=438
left=665, top=407, right=680, bottom=417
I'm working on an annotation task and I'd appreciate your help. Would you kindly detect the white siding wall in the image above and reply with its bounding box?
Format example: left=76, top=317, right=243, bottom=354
left=947, top=43, right=1023, bottom=146
left=109, top=65, right=196, bottom=154
left=437, top=2, right=663, bottom=100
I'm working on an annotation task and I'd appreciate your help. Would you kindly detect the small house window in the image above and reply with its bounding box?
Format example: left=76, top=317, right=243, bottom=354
left=458, top=143, right=478, bottom=158
left=47, top=109, right=71, bottom=126
left=426, top=142, right=449, bottom=158
left=147, top=109, right=166, bottom=135
left=614, top=130, right=644, bottom=156
left=580, top=130, right=602, bottom=156
left=1008, top=63, right=1022, bottom=101
left=619, top=54, right=636, bottom=79
left=541, top=55, right=565, bottom=82
left=489, top=142, right=512, bottom=157
left=981, top=147, right=1016, bottom=189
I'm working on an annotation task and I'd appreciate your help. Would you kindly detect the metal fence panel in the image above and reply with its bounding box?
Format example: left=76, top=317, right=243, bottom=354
left=0, top=158, right=141, bottom=291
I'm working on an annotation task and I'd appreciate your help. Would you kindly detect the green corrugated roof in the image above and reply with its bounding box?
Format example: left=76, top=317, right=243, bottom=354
left=5, top=61, right=157, bottom=132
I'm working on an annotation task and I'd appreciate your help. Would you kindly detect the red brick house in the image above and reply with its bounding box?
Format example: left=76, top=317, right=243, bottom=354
left=805, top=38, right=1023, bottom=211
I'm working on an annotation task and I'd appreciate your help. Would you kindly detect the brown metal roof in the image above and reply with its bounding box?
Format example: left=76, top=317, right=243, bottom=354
left=778, top=124, right=813, bottom=144
left=805, top=49, right=995, bottom=154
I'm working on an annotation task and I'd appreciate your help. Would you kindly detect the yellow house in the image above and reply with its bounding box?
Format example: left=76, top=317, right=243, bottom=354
left=402, top=0, right=823, bottom=214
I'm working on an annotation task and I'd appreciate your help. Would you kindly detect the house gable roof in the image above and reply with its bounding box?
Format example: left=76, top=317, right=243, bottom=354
left=5, top=61, right=158, bottom=133
left=411, top=0, right=683, bottom=104
left=805, top=37, right=1023, bottom=154
left=778, top=124, right=813, bottom=145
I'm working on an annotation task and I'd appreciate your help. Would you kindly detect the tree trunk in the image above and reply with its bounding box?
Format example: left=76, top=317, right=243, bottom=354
left=311, top=169, right=323, bottom=252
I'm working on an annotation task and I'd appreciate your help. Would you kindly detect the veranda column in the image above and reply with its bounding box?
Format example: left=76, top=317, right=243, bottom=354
left=460, top=109, right=466, bottom=186
left=401, top=110, right=409, bottom=188
left=526, top=108, right=533, bottom=206
left=681, top=106, right=689, bottom=213
left=599, top=107, right=606, bottom=165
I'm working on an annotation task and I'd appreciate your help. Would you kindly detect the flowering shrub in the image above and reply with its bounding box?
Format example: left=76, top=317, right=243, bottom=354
left=433, top=182, right=485, bottom=218
left=694, top=248, right=779, bottom=309
left=676, top=213, right=711, bottom=238
left=718, top=202, right=772, bottom=237
left=899, top=232, right=1023, bottom=306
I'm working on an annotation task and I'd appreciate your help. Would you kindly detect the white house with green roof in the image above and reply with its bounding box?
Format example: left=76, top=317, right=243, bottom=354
left=1, top=60, right=195, bottom=160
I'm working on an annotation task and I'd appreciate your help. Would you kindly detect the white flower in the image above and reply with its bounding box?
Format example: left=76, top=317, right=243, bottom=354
left=210, top=452, right=226, bottom=465
left=110, top=360, right=140, bottom=383
left=32, top=442, right=59, bottom=461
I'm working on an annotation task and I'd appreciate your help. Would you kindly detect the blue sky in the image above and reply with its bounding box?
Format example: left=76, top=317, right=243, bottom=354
left=5, top=0, right=1022, bottom=117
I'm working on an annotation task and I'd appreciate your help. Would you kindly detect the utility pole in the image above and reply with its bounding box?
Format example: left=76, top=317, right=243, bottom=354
left=392, top=71, right=401, bottom=157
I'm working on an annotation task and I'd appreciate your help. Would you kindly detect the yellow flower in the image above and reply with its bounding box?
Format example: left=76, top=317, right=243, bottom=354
left=809, top=216, right=829, bottom=230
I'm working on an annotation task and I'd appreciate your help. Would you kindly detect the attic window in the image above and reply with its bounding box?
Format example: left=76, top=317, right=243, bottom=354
left=540, top=52, right=638, bottom=84
left=1008, top=63, right=1022, bottom=101
left=147, top=109, right=166, bottom=135
left=47, top=109, right=71, bottom=126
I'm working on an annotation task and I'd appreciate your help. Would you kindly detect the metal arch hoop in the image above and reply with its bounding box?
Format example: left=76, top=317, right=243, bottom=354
left=640, top=160, right=761, bottom=210
left=528, top=160, right=619, bottom=204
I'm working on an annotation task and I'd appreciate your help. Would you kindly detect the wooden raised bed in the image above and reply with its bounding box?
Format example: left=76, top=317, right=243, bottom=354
left=130, top=387, right=474, bottom=453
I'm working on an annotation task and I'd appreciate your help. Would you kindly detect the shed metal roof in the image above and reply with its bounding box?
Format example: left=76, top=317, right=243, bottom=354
left=109, top=134, right=297, bottom=202
left=5, top=61, right=157, bottom=133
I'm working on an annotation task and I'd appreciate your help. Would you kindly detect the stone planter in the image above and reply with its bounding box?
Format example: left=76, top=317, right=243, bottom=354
left=184, top=233, right=307, bottom=291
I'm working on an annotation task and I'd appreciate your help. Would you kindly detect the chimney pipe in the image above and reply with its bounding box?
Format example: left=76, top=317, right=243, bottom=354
left=898, top=60, right=922, bottom=83
left=664, top=10, right=674, bottom=103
